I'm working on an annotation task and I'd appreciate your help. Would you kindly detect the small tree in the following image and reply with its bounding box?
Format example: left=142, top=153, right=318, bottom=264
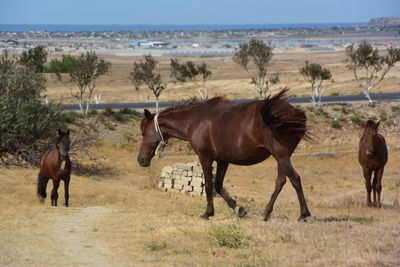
left=53, top=52, right=111, bottom=117
left=0, top=50, right=64, bottom=166
left=19, top=46, right=47, bottom=73
left=47, top=54, right=75, bottom=75
left=300, top=61, right=332, bottom=106
left=345, top=41, right=400, bottom=103
left=233, top=39, right=277, bottom=99
left=170, top=58, right=211, bottom=100
left=130, top=55, right=166, bottom=113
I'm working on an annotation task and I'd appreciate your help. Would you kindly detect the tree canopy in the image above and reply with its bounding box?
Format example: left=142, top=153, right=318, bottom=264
left=345, top=41, right=400, bottom=103
left=131, top=54, right=166, bottom=113
left=233, top=39, right=276, bottom=99
left=0, top=50, right=65, bottom=166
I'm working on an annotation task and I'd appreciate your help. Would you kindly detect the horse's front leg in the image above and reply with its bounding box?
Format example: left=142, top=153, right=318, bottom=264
left=215, top=161, right=246, bottom=218
left=51, top=179, right=60, bottom=206
left=199, top=157, right=215, bottom=219
left=363, top=168, right=373, bottom=207
left=64, top=175, right=70, bottom=207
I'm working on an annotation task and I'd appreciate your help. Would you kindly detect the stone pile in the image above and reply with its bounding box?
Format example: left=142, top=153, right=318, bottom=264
left=159, top=162, right=216, bottom=196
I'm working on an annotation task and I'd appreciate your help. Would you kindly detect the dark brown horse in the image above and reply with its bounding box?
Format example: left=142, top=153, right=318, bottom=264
left=37, top=129, right=71, bottom=207
left=137, top=88, right=311, bottom=221
left=358, top=120, right=388, bottom=208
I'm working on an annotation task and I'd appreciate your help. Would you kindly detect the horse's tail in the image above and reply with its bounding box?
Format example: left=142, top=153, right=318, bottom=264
left=37, top=172, right=47, bottom=201
left=260, top=87, right=311, bottom=141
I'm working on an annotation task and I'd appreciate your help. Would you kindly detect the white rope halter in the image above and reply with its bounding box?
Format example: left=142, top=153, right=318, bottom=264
left=154, top=113, right=167, bottom=157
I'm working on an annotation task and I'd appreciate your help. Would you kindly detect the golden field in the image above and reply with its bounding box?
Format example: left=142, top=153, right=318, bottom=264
left=44, top=50, right=400, bottom=104
left=1, top=50, right=400, bottom=266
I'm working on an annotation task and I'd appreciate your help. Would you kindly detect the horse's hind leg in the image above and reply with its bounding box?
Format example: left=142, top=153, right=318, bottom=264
left=374, top=168, right=384, bottom=208
left=363, top=168, right=373, bottom=207
left=263, top=164, right=286, bottom=221
left=214, top=161, right=246, bottom=218
left=51, top=179, right=60, bottom=206
left=277, top=157, right=311, bottom=221
left=37, top=172, right=49, bottom=204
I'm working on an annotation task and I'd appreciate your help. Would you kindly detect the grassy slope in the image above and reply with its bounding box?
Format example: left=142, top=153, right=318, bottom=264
left=1, top=51, right=400, bottom=266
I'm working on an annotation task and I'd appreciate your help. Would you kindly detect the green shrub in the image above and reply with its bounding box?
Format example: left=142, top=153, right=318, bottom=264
left=103, top=106, right=115, bottom=117
left=212, top=224, right=249, bottom=248
left=88, top=109, right=98, bottom=116
left=350, top=115, right=363, bottom=125
left=331, top=120, right=341, bottom=129
left=0, top=50, right=66, bottom=165
left=315, top=108, right=330, bottom=118
left=103, top=121, right=115, bottom=131
left=62, top=111, right=82, bottom=123
left=340, top=106, right=350, bottom=115
left=145, top=240, right=167, bottom=251
left=390, top=105, right=400, bottom=114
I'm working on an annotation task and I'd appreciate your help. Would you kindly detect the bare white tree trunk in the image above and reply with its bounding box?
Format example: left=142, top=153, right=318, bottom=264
left=136, top=88, right=144, bottom=102
left=155, top=96, right=159, bottom=114
left=94, top=94, right=101, bottom=104
left=196, top=87, right=208, bottom=100
left=256, top=85, right=267, bottom=100
left=40, top=92, right=49, bottom=105
left=363, top=84, right=373, bottom=104
left=85, top=98, right=90, bottom=116
left=77, top=99, right=84, bottom=115
left=312, top=87, right=325, bottom=107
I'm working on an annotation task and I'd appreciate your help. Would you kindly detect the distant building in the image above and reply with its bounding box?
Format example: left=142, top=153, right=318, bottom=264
left=128, top=41, right=169, bottom=47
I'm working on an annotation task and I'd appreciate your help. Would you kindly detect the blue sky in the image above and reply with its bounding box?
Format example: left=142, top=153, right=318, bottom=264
left=0, top=0, right=399, bottom=25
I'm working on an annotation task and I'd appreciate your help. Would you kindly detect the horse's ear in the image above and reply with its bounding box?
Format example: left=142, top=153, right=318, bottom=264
left=144, top=109, right=153, bottom=120
left=376, top=121, right=380, bottom=128
left=58, top=129, right=63, bottom=136
left=66, top=130, right=70, bottom=136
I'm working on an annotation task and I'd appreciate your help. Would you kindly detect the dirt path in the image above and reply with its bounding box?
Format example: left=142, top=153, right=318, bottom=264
left=49, top=206, right=115, bottom=266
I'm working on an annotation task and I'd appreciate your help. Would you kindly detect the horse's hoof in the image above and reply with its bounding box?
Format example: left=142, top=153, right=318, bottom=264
left=298, top=214, right=311, bottom=222
left=263, top=214, right=270, bottom=221
left=234, top=206, right=247, bottom=218
left=200, top=214, right=210, bottom=220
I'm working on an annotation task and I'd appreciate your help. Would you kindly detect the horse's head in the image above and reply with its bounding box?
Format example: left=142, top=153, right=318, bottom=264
left=361, top=120, right=380, bottom=155
left=137, top=109, right=161, bottom=167
left=56, top=129, right=70, bottom=161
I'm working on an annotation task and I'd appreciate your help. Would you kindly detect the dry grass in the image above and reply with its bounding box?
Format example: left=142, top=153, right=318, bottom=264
left=44, top=50, right=400, bottom=104
left=1, top=50, right=400, bottom=266
left=1, top=136, right=400, bottom=266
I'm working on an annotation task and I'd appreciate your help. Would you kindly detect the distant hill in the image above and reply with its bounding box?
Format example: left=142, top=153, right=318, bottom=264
left=368, top=17, right=400, bottom=26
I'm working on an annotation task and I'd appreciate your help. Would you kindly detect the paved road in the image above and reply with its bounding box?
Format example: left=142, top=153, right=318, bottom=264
left=58, top=92, right=400, bottom=111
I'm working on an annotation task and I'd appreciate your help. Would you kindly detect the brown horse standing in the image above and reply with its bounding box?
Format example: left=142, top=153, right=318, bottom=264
left=137, top=88, right=311, bottom=221
left=358, top=120, right=388, bottom=208
left=37, top=129, right=71, bottom=207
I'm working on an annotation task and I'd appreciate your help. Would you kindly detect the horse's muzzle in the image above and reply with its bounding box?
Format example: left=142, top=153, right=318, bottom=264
left=60, top=154, right=67, bottom=161
left=137, top=155, right=150, bottom=167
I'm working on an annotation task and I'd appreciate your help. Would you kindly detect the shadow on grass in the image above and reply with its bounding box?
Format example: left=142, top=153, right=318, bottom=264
left=72, top=162, right=119, bottom=179
left=313, top=215, right=375, bottom=225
